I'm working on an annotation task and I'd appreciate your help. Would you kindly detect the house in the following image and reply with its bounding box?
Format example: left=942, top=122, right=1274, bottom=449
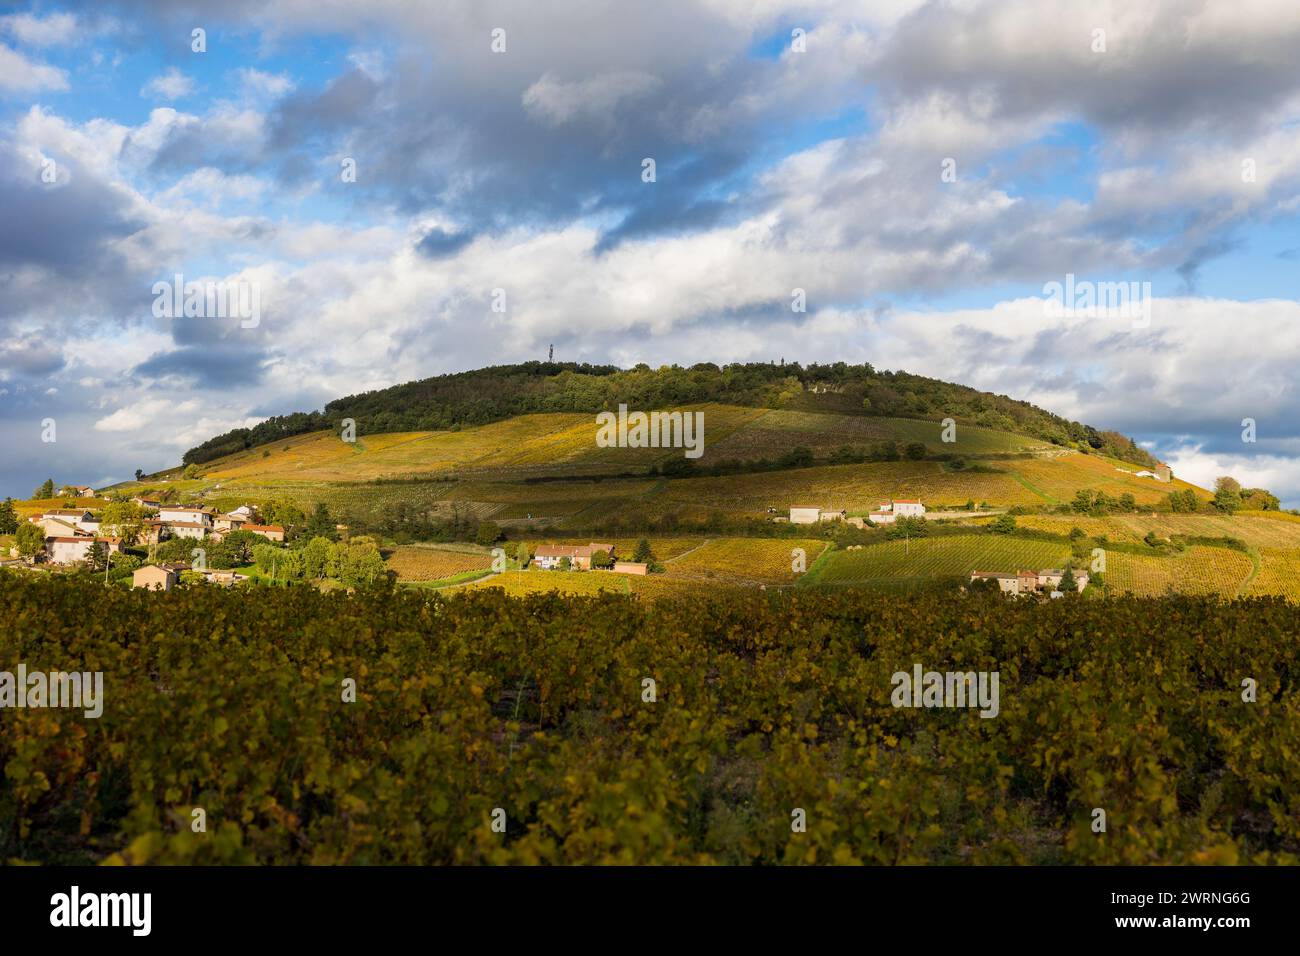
left=969, top=568, right=1088, bottom=595
left=75, top=486, right=96, bottom=497
left=229, top=505, right=257, bottom=519
left=868, top=504, right=897, bottom=525
left=40, top=508, right=98, bottom=533
left=213, top=512, right=250, bottom=533
left=817, top=509, right=846, bottom=522
left=613, top=561, right=648, bottom=575
left=46, top=536, right=122, bottom=565
left=533, top=542, right=617, bottom=570
left=33, top=515, right=91, bottom=538
left=162, top=520, right=209, bottom=540
left=868, top=500, right=926, bottom=525
left=969, top=571, right=1020, bottom=593
left=133, top=564, right=178, bottom=591
left=1155, top=465, right=1172, bottom=482
left=789, top=506, right=822, bottom=524
left=244, top=524, right=286, bottom=542
left=158, top=505, right=215, bottom=528
left=131, top=497, right=161, bottom=509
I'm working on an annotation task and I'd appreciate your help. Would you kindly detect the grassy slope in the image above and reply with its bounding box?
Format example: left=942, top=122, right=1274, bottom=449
left=81, top=402, right=1300, bottom=600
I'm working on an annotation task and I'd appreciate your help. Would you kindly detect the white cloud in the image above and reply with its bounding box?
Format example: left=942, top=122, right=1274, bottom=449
left=235, top=67, right=294, bottom=99
left=141, top=67, right=195, bottom=101
left=0, top=12, right=78, bottom=47
left=0, top=42, right=68, bottom=92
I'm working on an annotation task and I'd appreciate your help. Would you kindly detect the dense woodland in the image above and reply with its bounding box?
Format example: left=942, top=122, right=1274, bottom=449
left=2, top=576, right=1294, bottom=864
left=181, top=362, right=1160, bottom=469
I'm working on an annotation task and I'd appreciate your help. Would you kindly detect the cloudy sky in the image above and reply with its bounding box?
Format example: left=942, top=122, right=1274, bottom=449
left=2, top=0, right=1298, bottom=503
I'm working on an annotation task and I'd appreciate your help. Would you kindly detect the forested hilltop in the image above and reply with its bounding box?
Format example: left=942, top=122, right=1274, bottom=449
left=181, top=362, right=1160, bottom=468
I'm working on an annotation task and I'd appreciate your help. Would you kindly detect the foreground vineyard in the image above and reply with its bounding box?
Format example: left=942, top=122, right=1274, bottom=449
left=2, top=575, right=1296, bottom=865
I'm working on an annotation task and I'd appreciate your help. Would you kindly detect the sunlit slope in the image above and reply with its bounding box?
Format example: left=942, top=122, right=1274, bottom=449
left=196, top=404, right=1059, bottom=484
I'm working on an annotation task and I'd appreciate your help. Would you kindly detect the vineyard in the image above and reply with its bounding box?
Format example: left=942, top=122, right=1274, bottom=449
left=384, top=544, right=494, bottom=582
left=2, top=574, right=1296, bottom=865
left=1246, top=549, right=1300, bottom=601
left=811, top=535, right=1071, bottom=585
left=1102, top=547, right=1254, bottom=598
left=664, top=538, right=830, bottom=585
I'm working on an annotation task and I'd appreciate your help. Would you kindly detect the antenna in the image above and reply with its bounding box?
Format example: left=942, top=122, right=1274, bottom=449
left=548, top=344, right=554, bottom=362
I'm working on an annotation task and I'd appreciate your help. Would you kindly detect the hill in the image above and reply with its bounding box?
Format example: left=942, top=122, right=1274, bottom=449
left=179, top=361, right=1162, bottom=469
left=66, top=361, right=1300, bottom=602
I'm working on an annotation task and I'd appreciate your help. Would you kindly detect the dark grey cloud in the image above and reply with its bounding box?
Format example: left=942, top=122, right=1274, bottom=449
left=416, top=226, right=473, bottom=258
left=133, top=344, right=268, bottom=387
left=0, top=139, right=144, bottom=279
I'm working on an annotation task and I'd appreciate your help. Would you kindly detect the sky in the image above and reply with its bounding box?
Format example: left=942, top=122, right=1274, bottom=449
left=1, top=0, right=1298, bottom=504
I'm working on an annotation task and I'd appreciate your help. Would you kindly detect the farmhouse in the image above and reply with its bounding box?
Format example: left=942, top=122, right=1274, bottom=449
left=162, top=520, right=208, bottom=540
left=133, top=564, right=178, bottom=591
left=131, top=497, right=161, bottom=509
left=244, top=524, right=286, bottom=542
left=789, top=506, right=823, bottom=524
left=158, top=505, right=216, bottom=527
left=869, top=500, right=926, bottom=525
left=32, top=515, right=90, bottom=538
left=39, top=509, right=99, bottom=533
left=74, top=486, right=96, bottom=497
left=970, top=568, right=1088, bottom=595
left=46, top=536, right=122, bottom=565
left=533, top=542, right=617, bottom=570
left=213, top=512, right=250, bottom=533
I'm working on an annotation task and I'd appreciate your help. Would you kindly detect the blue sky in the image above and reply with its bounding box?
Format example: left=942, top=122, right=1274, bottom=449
left=2, top=0, right=1299, bottom=504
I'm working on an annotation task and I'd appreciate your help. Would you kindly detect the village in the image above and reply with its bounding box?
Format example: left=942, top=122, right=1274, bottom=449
left=6, top=494, right=287, bottom=590
left=4, top=489, right=1090, bottom=596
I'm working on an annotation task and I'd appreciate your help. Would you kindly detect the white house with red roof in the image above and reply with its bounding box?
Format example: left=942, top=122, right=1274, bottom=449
left=869, top=500, right=926, bottom=525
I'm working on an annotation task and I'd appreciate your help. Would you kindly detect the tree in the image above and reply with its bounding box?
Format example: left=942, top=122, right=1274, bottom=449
left=1059, top=567, right=1077, bottom=593
left=84, top=541, right=109, bottom=573
left=633, top=538, right=655, bottom=563
left=475, top=521, right=501, bottom=546
left=1241, top=487, right=1281, bottom=511
left=100, top=501, right=145, bottom=545
left=1068, top=526, right=1085, bottom=540
left=16, top=522, right=45, bottom=560
left=1118, top=493, right=1136, bottom=512
left=1072, top=489, right=1094, bottom=514
left=135, top=469, right=144, bottom=482
left=904, top=442, right=927, bottom=461
left=182, top=464, right=202, bottom=479
left=591, top=548, right=612, bottom=569
left=332, top=541, right=386, bottom=587
left=305, top=502, right=336, bottom=540
left=33, top=478, right=55, bottom=499
left=301, top=537, right=332, bottom=579
left=1212, top=476, right=1242, bottom=514
left=219, top=530, right=260, bottom=565
left=0, top=498, right=17, bottom=534
left=989, top=514, right=1017, bottom=534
